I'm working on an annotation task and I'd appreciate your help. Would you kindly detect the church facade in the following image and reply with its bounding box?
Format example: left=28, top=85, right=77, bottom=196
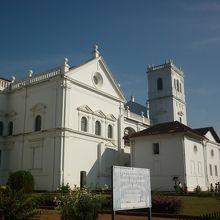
left=0, top=47, right=150, bottom=190
left=0, top=46, right=219, bottom=191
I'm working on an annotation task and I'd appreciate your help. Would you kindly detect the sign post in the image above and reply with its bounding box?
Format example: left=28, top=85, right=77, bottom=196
left=112, top=166, right=152, bottom=220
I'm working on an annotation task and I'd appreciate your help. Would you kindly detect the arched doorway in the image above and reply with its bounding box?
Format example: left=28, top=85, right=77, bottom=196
left=124, top=127, right=136, bottom=146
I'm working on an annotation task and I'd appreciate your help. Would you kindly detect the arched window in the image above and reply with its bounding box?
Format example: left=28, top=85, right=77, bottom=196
left=179, top=83, right=182, bottom=93
left=0, top=122, right=3, bottom=136
left=124, top=127, right=135, bottom=146
left=157, top=78, right=163, bottom=90
left=177, top=80, right=179, bottom=92
left=35, top=115, right=41, bottom=131
left=193, top=145, right=198, bottom=153
left=95, top=121, right=101, bottom=136
left=107, top=125, right=113, bottom=138
left=81, top=117, right=87, bottom=132
left=8, top=121, right=13, bottom=136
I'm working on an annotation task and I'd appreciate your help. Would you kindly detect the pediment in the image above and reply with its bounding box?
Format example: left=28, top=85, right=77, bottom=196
left=7, top=111, right=17, bottom=118
left=94, top=110, right=106, bottom=118
left=205, top=131, right=218, bottom=143
left=30, top=103, right=46, bottom=112
left=77, top=105, right=93, bottom=114
left=106, top=114, right=117, bottom=121
left=65, top=57, right=126, bottom=102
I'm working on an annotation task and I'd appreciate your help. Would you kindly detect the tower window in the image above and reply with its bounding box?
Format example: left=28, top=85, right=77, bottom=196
left=177, top=80, right=180, bottom=92
left=0, top=122, right=3, bottom=136
left=157, top=78, right=163, bottom=91
left=153, top=143, right=160, bottom=154
left=107, top=125, right=113, bottom=138
left=35, top=115, right=42, bottom=131
left=95, top=121, right=101, bottom=136
left=81, top=117, right=87, bottom=132
left=8, top=121, right=13, bottom=136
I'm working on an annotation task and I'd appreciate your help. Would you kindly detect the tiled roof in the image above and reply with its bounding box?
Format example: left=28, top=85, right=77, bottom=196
left=125, top=101, right=147, bottom=117
left=194, top=127, right=220, bottom=143
left=125, top=121, right=205, bottom=140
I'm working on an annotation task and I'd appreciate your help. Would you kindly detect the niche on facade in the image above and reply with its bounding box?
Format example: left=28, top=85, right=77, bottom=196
left=30, top=103, right=46, bottom=131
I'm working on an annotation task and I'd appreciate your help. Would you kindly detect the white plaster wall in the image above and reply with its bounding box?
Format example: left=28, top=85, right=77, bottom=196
left=63, top=133, right=118, bottom=188
left=184, top=137, right=207, bottom=191
left=0, top=77, right=64, bottom=190
left=206, top=141, right=220, bottom=186
left=149, top=97, right=174, bottom=124
left=132, top=133, right=184, bottom=191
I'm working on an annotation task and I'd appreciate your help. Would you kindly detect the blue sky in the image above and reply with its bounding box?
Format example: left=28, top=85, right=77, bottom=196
left=0, top=0, right=220, bottom=134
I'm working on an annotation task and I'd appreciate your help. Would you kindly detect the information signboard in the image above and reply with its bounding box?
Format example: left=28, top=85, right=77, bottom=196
left=112, top=166, right=151, bottom=211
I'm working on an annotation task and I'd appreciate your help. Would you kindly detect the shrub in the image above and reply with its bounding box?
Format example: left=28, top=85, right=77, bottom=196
left=57, top=183, right=71, bottom=194
left=7, top=170, right=34, bottom=193
left=0, top=188, right=39, bottom=220
left=194, top=185, right=202, bottom=194
left=37, top=192, right=59, bottom=207
left=152, top=194, right=182, bottom=214
left=56, top=187, right=102, bottom=220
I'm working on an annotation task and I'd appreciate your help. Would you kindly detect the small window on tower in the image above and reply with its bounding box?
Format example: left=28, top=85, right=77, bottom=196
left=174, top=79, right=176, bottom=89
left=157, top=78, right=163, bottom=91
left=177, top=80, right=179, bottom=92
left=153, top=143, right=160, bottom=154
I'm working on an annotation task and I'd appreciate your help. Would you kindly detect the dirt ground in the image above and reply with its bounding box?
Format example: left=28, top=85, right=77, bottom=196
left=29, top=210, right=178, bottom=220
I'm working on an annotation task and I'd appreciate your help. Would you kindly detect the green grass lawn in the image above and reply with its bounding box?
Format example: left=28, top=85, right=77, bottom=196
left=178, top=196, right=220, bottom=216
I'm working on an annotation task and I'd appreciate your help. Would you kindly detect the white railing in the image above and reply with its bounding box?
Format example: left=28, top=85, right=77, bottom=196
left=11, top=67, right=61, bottom=90
left=147, top=62, right=183, bottom=75
left=0, top=79, right=10, bottom=90
left=124, top=109, right=150, bottom=125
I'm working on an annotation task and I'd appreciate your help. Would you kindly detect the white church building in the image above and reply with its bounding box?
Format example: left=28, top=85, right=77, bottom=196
left=127, top=62, right=220, bottom=191
left=0, top=46, right=150, bottom=191
left=0, top=46, right=219, bottom=191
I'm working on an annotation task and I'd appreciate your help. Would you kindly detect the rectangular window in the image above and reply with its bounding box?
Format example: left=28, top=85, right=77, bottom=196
left=153, top=143, right=159, bottom=155
left=209, top=164, right=213, bottom=176
left=215, top=165, right=218, bottom=176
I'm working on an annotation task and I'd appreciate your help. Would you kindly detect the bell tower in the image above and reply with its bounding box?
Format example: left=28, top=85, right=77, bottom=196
left=147, top=60, right=187, bottom=125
